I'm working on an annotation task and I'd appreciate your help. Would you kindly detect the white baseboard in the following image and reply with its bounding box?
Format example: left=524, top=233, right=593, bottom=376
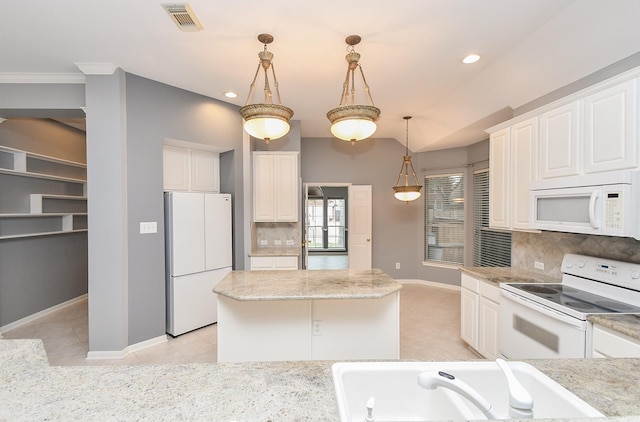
left=0, top=294, right=88, bottom=334
left=86, top=334, right=168, bottom=360
left=397, top=279, right=461, bottom=291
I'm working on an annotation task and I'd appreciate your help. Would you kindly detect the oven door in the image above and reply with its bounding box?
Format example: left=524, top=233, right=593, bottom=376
left=499, top=289, right=587, bottom=359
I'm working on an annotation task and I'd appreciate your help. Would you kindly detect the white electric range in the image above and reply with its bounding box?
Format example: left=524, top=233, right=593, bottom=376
left=499, top=253, right=640, bottom=359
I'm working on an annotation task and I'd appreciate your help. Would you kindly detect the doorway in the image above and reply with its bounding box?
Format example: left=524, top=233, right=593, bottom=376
left=305, top=185, right=348, bottom=270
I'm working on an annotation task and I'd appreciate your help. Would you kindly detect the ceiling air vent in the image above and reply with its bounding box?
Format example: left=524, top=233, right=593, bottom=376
left=162, top=3, right=203, bottom=32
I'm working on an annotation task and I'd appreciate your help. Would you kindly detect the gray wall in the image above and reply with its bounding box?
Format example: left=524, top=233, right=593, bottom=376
left=123, top=74, right=244, bottom=345
left=0, top=118, right=87, bottom=327
left=301, top=137, right=422, bottom=279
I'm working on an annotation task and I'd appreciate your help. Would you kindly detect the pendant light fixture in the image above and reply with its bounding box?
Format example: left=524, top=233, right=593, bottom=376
left=326, top=35, right=381, bottom=145
left=239, top=34, right=294, bottom=144
left=393, top=116, right=422, bottom=202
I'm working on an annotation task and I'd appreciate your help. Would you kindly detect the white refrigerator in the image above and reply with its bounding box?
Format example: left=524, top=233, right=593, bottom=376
left=164, top=191, right=232, bottom=336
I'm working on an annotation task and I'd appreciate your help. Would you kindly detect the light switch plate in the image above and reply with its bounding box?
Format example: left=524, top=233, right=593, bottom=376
left=259, top=239, right=268, bottom=246
left=140, top=221, right=157, bottom=234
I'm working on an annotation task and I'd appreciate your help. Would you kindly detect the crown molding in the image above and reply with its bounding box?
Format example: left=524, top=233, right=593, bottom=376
left=0, top=72, right=85, bottom=84
left=74, top=62, right=118, bottom=75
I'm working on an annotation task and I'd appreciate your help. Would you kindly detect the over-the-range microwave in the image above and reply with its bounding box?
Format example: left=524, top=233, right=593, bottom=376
left=530, top=170, right=640, bottom=239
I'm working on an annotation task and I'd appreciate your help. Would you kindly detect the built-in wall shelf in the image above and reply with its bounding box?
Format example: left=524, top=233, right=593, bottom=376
left=0, top=168, right=86, bottom=185
left=0, top=145, right=88, bottom=241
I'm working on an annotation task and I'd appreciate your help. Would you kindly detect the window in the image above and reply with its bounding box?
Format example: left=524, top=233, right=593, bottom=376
left=473, top=169, right=511, bottom=266
left=424, top=173, right=465, bottom=265
left=307, top=195, right=346, bottom=251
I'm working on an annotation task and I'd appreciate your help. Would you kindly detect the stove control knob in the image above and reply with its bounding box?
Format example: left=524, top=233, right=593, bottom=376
left=577, top=261, right=585, bottom=268
left=566, top=263, right=573, bottom=268
left=632, top=271, right=640, bottom=280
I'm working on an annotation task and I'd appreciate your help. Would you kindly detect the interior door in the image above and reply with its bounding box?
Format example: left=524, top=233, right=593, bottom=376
left=348, top=185, right=372, bottom=270
left=302, top=183, right=310, bottom=269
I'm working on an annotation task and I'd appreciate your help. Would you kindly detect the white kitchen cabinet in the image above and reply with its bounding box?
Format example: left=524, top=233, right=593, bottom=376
left=488, top=127, right=510, bottom=229
left=460, top=273, right=500, bottom=359
left=488, top=117, right=538, bottom=231
left=583, top=79, right=638, bottom=174
left=592, top=324, right=640, bottom=358
left=163, top=145, right=219, bottom=192
left=478, top=281, right=500, bottom=360
left=253, top=152, right=299, bottom=222
left=539, top=101, right=581, bottom=179
left=250, top=255, right=298, bottom=270
left=460, top=275, right=479, bottom=350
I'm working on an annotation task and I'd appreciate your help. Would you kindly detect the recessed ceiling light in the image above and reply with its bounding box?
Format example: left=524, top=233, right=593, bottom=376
left=462, top=54, right=480, bottom=64
left=224, top=91, right=238, bottom=98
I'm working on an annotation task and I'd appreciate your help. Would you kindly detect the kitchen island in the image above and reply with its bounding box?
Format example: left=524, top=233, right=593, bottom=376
left=2, top=339, right=640, bottom=421
left=213, top=269, right=402, bottom=362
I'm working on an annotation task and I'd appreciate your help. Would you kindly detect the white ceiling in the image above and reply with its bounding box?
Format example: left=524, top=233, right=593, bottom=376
left=2, top=0, right=640, bottom=151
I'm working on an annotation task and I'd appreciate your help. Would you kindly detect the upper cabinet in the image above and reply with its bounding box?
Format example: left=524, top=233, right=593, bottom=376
left=539, top=101, right=580, bottom=179
left=253, top=152, right=299, bottom=222
left=163, top=145, right=220, bottom=193
left=583, top=79, right=638, bottom=174
left=489, top=117, right=538, bottom=231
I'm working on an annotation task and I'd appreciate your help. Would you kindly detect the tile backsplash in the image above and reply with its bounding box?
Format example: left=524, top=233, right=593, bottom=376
left=253, top=222, right=301, bottom=250
left=513, top=231, right=640, bottom=280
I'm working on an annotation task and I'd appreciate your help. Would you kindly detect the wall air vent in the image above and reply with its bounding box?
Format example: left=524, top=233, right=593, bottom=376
left=162, top=3, right=203, bottom=32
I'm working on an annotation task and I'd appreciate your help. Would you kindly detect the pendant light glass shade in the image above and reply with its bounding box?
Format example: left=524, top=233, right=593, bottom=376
left=239, top=34, right=294, bottom=144
left=393, top=116, right=422, bottom=202
left=327, top=35, right=380, bottom=144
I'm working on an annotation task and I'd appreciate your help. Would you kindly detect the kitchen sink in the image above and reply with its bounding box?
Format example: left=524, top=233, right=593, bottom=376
left=332, top=360, right=604, bottom=421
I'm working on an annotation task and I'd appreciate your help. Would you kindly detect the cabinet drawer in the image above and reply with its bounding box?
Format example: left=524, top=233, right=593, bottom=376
left=250, top=256, right=275, bottom=270
left=593, top=325, right=640, bottom=358
left=274, top=256, right=298, bottom=269
left=461, top=274, right=480, bottom=292
left=479, top=281, right=500, bottom=303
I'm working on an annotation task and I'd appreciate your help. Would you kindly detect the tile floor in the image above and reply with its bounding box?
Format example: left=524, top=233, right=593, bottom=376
left=3, top=283, right=479, bottom=366
left=307, top=254, right=349, bottom=270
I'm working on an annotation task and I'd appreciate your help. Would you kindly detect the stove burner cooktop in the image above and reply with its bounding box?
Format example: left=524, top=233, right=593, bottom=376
left=506, top=283, right=640, bottom=315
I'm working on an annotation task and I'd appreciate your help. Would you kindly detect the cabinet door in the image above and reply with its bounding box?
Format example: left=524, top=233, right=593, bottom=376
left=539, top=101, right=580, bottom=178
left=478, top=296, right=500, bottom=360
left=510, top=117, right=538, bottom=230
left=253, top=154, right=276, bottom=221
left=489, top=128, right=510, bottom=229
left=460, top=287, right=478, bottom=350
left=274, top=154, right=299, bottom=222
left=191, top=150, right=220, bottom=192
left=163, top=146, right=190, bottom=191
left=583, top=79, right=638, bottom=174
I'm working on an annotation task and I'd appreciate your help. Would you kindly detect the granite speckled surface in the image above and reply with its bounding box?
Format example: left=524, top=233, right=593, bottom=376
left=460, top=266, right=560, bottom=286
left=249, top=248, right=300, bottom=256
left=3, top=339, right=640, bottom=421
left=589, top=314, right=640, bottom=342
left=213, top=269, right=401, bottom=301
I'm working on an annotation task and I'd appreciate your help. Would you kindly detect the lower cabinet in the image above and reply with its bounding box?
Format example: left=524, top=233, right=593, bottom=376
left=250, top=255, right=298, bottom=270
left=592, top=324, right=640, bottom=358
left=460, top=273, right=500, bottom=359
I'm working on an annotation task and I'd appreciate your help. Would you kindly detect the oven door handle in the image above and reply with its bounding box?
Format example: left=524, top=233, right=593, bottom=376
left=500, top=289, right=585, bottom=328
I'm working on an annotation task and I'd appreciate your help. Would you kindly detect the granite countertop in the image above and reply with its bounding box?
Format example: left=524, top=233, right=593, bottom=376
left=460, top=266, right=560, bottom=286
left=2, top=339, right=640, bottom=421
left=249, top=248, right=300, bottom=256
left=589, top=314, right=640, bottom=341
left=214, top=268, right=401, bottom=301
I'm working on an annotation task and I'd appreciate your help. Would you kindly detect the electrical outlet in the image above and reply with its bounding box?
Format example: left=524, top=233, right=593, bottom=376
left=259, top=239, right=268, bottom=246
left=312, top=320, right=322, bottom=336
left=139, top=221, right=157, bottom=234
left=285, top=239, right=295, bottom=246
left=395, top=262, right=401, bottom=269
left=274, top=240, right=282, bottom=246
left=534, top=261, right=545, bottom=270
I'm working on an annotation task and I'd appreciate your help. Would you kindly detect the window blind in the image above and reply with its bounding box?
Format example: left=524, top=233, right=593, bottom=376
left=424, top=173, right=465, bottom=265
left=473, top=168, right=511, bottom=267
